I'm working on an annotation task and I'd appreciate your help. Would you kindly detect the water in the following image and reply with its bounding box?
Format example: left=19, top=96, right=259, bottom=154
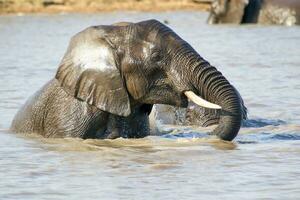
left=1, top=11, right=300, bottom=199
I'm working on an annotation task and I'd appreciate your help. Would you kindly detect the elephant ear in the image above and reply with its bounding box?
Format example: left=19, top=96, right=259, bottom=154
left=55, top=26, right=131, bottom=117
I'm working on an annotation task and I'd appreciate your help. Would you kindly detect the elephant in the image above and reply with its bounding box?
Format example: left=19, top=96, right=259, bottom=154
left=207, top=0, right=300, bottom=25
left=11, top=20, right=247, bottom=141
left=207, top=0, right=254, bottom=24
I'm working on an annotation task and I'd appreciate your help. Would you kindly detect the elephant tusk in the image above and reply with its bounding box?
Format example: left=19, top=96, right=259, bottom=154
left=184, top=91, right=222, bottom=110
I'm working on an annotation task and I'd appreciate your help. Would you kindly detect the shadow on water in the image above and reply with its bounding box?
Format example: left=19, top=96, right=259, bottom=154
left=237, top=132, right=300, bottom=144
left=242, top=118, right=287, bottom=128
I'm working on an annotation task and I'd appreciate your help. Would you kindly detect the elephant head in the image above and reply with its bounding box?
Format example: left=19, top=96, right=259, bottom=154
left=207, top=0, right=262, bottom=24
left=56, top=20, right=246, bottom=141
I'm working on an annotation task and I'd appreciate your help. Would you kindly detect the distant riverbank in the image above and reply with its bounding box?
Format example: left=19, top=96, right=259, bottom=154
left=0, top=0, right=212, bottom=14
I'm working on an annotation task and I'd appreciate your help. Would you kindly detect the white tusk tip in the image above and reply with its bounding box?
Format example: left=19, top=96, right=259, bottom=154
left=184, top=91, right=222, bottom=110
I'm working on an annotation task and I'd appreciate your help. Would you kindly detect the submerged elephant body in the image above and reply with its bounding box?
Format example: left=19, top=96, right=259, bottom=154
left=11, top=20, right=246, bottom=141
left=11, top=79, right=150, bottom=139
left=208, top=0, right=300, bottom=25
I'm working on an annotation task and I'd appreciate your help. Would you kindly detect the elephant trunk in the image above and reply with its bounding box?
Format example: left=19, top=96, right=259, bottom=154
left=190, top=61, right=242, bottom=141
left=173, top=50, right=243, bottom=141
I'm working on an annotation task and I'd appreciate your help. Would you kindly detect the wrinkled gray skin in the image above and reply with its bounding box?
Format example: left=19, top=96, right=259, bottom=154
left=11, top=20, right=247, bottom=141
left=208, top=0, right=300, bottom=25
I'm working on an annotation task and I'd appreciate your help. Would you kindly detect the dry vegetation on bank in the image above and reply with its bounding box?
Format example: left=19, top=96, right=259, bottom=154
left=0, top=0, right=212, bottom=14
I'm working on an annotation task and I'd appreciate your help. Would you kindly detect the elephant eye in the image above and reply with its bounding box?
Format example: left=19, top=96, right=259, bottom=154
left=151, top=51, right=162, bottom=62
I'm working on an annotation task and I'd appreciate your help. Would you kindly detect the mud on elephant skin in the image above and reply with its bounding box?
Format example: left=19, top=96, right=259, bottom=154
left=207, top=0, right=300, bottom=25
left=11, top=20, right=246, bottom=141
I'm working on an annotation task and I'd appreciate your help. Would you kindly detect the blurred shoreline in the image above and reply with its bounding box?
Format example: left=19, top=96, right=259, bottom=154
left=0, top=0, right=211, bottom=15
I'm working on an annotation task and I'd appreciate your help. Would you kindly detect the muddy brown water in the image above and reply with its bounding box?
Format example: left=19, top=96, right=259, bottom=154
left=0, top=11, right=300, bottom=199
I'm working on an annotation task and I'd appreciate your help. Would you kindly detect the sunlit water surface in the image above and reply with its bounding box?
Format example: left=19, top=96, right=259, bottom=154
left=0, top=12, right=300, bottom=199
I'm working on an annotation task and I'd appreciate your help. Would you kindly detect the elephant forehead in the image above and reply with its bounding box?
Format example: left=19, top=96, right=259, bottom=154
left=127, top=40, right=155, bottom=59
left=71, top=42, right=115, bottom=71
